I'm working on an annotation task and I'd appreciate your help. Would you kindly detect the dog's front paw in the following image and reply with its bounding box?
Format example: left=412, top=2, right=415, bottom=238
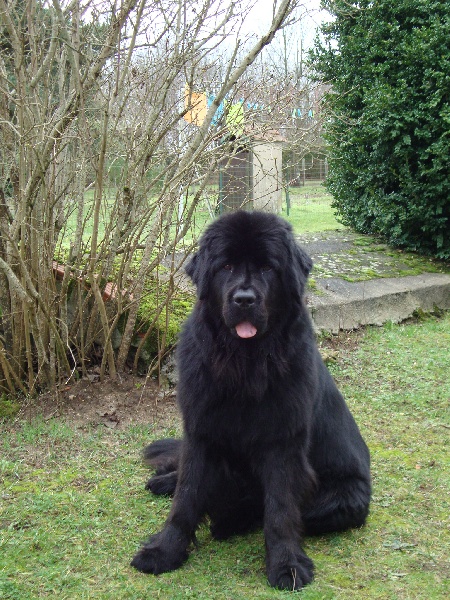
left=267, top=552, right=314, bottom=591
left=131, top=533, right=188, bottom=575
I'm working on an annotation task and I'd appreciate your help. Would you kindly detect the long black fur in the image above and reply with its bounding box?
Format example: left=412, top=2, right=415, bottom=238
left=131, top=211, right=371, bottom=590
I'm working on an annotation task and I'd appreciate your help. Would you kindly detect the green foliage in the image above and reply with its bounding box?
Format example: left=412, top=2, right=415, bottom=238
left=134, top=278, right=195, bottom=360
left=310, top=0, right=450, bottom=258
left=0, top=395, right=21, bottom=420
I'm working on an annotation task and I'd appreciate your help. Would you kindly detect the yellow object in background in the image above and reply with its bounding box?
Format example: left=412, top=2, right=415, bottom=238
left=226, top=100, right=244, bottom=137
left=184, top=86, right=207, bottom=125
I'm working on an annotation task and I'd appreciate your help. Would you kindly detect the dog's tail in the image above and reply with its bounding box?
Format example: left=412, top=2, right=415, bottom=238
left=142, top=438, right=182, bottom=496
left=143, top=438, right=182, bottom=470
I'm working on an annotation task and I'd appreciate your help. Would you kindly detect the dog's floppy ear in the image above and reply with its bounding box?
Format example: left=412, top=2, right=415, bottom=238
left=294, top=243, right=313, bottom=278
left=185, top=252, right=199, bottom=282
left=185, top=248, right=210, bottom=299
left=283, top=239, right=313, bottom=306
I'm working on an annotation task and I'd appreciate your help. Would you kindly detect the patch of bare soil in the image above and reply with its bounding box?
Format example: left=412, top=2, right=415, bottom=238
left=319, top=329, right=366, bottom=352
left=19, top=373, right=180, bottom=432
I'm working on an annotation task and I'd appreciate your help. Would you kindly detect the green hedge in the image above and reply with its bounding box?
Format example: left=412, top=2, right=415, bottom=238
left=310, top=0, right=450, bottom=258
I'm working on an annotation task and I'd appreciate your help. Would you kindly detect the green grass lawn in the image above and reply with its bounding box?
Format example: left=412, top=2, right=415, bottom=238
left=188, top=182, right=343, bottom=236
left=283, top=182, right=345, bottom=233
left=1, top=313, right=449, bottom=598
left=60, top=182, right=340, bottom=255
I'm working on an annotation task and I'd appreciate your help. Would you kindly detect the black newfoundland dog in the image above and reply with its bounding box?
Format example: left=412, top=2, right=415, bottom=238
left=131, top=210, right=371, bottom=590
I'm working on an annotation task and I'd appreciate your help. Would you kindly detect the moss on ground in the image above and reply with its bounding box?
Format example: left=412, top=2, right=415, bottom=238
left=296, top=230, right=450, bottom=284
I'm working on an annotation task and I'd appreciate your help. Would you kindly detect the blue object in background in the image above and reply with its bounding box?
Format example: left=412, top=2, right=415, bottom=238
left=208, top=94, right=225, bottom=126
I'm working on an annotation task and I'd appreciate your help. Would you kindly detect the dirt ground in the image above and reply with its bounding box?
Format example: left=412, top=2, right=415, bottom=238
left=19, top=373, right=180, bottom=432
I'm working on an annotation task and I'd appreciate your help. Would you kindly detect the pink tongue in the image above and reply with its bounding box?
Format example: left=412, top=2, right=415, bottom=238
left=235, top=322, right=257, bottom=339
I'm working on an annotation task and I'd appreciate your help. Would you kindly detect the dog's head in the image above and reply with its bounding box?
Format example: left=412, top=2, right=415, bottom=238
left=186, top=211, right=312, bottom=339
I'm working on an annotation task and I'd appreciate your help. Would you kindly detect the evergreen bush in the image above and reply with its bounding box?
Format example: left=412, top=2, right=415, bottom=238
left=310, top=0, right=450, bottom=258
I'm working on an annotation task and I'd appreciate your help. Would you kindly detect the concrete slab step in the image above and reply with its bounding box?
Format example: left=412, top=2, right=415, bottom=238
left=307, top=273, right=450, bottom=333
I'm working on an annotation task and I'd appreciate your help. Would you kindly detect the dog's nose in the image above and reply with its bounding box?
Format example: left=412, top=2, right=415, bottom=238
left=233, top=289, right=256, bottom=308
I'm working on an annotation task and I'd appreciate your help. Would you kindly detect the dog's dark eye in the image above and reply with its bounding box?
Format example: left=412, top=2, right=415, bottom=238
left=261, top=265, right=272, bottom=273
left=223, top=264, right=233, bottom=271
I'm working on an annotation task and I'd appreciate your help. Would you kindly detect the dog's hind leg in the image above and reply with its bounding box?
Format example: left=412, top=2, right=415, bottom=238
left=145, top=471, right=178, bottom=495
left=143, top=438, right=182, bottom=496
left=302, top=475, right=371, bottom=536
